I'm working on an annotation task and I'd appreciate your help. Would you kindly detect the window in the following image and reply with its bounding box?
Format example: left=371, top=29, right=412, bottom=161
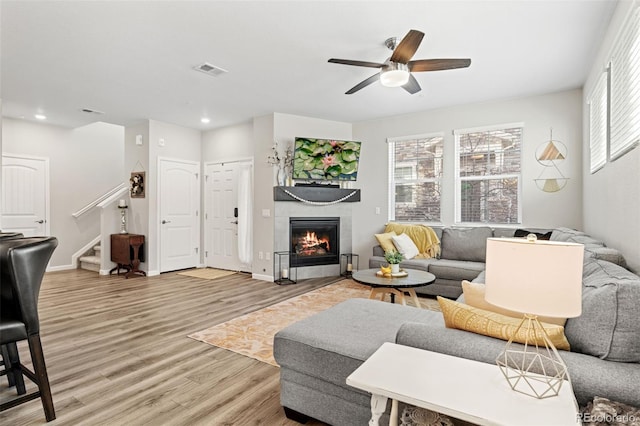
left=455, top=124, right=522, bottom=224
left=610, top=4, right=640, bottom=160
left=588, top=71, right=608, bottom=173
left=388, top=134, right=443, bottom=222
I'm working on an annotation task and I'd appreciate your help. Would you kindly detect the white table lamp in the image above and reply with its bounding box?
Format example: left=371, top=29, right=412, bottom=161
left=485, top=235, right=584, bottom=399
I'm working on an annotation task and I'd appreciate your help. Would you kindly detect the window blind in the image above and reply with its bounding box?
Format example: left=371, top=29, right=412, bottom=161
left=387, top=134, right=443, bottom=222
left=610, top=4, right=640, bottom=160
left=588, top=71, right=608, bottom=173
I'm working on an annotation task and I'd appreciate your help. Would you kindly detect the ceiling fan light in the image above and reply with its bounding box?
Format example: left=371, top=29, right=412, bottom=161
left=380, top=62, right=410, bottom=87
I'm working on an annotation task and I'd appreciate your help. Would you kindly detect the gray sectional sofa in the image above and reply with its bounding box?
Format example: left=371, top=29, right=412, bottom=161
left=274, top=227, right=640, bottom=426
left=369, top=226, right=552, bottom=298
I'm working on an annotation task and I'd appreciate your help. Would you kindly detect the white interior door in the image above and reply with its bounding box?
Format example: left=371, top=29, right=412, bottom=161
left=159, top=158, right=200, bottom=273
left=206, top=162, right=250, bottom=272
left=1, top=154, right=49, bottom=236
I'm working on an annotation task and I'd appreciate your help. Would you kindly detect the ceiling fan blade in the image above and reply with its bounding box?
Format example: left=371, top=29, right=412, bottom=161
left=328, top=58, right=385, bottom=68
left=345, top=73, right=379, bottom=94
left=402, top=74, right=421, bottom=94
left=409, top=58, right=471, bottom=72
left=390, top=29, right=425, bottom=63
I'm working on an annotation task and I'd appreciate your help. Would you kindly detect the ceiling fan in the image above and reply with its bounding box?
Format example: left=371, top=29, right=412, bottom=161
left=328, top=29, right=471, bottom=95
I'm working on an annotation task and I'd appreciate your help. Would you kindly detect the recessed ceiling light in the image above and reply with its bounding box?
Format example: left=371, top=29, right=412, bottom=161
left=35, top=114, right=47, bottom=120
left=201, top=117, right=210, bottom=124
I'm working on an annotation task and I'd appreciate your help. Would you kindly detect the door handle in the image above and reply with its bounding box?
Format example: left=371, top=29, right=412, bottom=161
left=230, top=220, right=238, bottom=224
left=35, top=220, right=45, bottom=224
left=162, top=220, right=171, bottom=224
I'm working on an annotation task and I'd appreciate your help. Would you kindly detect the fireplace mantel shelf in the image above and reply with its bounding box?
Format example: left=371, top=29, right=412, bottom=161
left=274, top=186, right=361, bottom=203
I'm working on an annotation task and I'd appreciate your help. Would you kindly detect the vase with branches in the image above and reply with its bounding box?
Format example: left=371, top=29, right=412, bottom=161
left=267, top=141, right=293, bottom=186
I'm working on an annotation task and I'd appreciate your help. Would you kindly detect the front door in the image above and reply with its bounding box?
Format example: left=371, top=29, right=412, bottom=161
left=1, top=154, right=50, bottom=236
left=205, top=161, right=252, bottom=272
left=159, top=158, right=200, bottom=273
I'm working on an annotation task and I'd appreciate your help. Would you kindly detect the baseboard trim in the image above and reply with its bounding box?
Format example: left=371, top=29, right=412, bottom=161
left=47, top=264, right=76, bottom=273
left=252, top=273, right=274, bottom=282
left=147, top=270, right=160, bottom=277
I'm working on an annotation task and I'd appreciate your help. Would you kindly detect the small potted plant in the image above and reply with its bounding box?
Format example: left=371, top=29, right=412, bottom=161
left=384, top=251, right=404, bottom=274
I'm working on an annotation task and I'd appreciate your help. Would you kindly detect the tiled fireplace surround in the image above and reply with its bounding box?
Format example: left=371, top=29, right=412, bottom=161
left=274, top=201, right=353, bottom=280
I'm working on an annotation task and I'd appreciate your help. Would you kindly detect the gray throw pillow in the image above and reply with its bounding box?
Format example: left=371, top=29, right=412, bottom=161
left=440, top=227, right=493, bottom=262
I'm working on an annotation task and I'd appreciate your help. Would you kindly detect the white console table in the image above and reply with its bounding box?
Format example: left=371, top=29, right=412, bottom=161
left=346, top=342, right=580, bottom=426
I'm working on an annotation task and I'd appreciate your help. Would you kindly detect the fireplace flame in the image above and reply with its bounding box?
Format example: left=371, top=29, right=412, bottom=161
left=302, top=231, right=330, bottom=251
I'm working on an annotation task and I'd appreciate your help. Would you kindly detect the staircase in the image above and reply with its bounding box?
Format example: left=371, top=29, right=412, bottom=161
left=79, top=243, right=102, bottom=272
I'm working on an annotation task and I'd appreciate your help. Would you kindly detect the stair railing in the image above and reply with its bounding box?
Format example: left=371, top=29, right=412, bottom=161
left=72, top=182, right=128, bottom=218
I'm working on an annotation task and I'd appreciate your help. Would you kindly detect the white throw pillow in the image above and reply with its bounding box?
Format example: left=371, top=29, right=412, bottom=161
left=391, top=233, right=420, bottom=260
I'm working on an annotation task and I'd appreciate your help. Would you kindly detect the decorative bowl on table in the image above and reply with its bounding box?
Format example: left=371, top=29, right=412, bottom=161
left=376, top=268, right=409, bottom=278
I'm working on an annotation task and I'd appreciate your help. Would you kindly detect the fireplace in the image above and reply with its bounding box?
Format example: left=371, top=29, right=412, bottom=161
left=289, top=217, right=340, bottom=267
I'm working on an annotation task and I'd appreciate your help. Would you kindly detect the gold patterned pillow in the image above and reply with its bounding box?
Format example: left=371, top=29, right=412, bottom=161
left=437, top=297, right=570, bottom=351
left=461, top=281, right=567, bottom=326
left=375, top=231, right=397, bottom=253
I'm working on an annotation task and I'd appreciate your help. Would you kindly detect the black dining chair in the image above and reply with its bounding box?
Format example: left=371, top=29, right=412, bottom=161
left=0, top=231, right=23, bottom=389
left=0, top=236, right=58, bottom=421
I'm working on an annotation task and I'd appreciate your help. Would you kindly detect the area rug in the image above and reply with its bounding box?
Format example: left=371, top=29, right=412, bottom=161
left=188, top=279, right=441, bottom=366
left=177, top=268, right=236, bottom=280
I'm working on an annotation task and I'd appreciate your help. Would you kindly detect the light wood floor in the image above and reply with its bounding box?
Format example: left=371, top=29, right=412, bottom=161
left=0, top=269, right=340, bottom=425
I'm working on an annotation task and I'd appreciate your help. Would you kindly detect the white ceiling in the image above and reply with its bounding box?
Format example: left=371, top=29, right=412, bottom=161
left=1, top=0, right=617, bottom=131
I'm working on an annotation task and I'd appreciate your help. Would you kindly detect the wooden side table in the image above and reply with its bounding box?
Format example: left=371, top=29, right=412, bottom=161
left=110, top=234, right=146, bottom=279
left=347, top=342, right=580, bottom=426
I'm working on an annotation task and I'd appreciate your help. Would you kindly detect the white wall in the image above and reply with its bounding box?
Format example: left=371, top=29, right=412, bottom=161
left=252, top=114, right=275, bottom=279
left=202, top=120, right=253, bottom=162
left=582, top=0, right=640, bottom=273
left=2, top=118, right=124, bottom=267
left=124, top=122, right=150, bottom=271
left=352, top=89, right=584, bottom=267
left=148, top=120, right=202, bottom=274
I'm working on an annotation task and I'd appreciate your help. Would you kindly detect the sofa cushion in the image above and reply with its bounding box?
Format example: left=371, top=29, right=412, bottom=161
left=392, top=233, right=420, bottom=260
left=564, top=259, right=640, bottom=362
left=398, top=258, right=439, bottom=272
left=492, top=228, right=516, bottom=238
left=375, top=232, right=397, bottom=253
left=440, top=227, right=492, bottom=262
left=437, top=297, right=570, bottom=350
left=461, top=281, right=566, bottom=326
left=551, top=227, right=587, bottom=242
left=584, top=246, right=627, bottom=267
left=428, top=259, right=485, bottom=282
left=274, top=299, right=443, bottom=387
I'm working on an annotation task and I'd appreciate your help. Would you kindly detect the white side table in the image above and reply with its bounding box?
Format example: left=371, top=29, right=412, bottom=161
left=346, top=342, right=580, bottom=426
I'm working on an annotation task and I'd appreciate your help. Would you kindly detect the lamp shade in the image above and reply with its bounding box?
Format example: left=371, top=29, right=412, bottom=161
left=485, top=237, right=584, bottom=318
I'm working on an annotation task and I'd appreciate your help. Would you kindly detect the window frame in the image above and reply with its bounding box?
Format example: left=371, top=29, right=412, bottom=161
left=588, top=69, right=609, bottom=174
left=387, top=132, right=444, bottom=223
left=453, top=123, right=523, bottom=225
left=609, top=3, right=640, bottom=161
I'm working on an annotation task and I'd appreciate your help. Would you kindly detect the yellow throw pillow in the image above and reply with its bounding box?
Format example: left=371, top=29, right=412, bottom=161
left=375, top=231, right=397, bottom=253
left=437, top=296, right=570, bottom=351
left=461, top=281, right=567, bottom=326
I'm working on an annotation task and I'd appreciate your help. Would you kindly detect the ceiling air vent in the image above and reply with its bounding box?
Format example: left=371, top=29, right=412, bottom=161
left=194, top=62, right=228, bottom=77
left=80, top=108, right=105, bottom=115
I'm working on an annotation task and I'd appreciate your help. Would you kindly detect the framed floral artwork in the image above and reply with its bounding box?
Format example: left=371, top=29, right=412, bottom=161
left=130, top=172, right=145, bottom=198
